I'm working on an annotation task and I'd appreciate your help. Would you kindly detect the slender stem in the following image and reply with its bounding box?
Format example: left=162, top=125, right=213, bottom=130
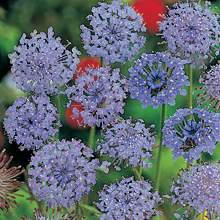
left=75, top=203, right=83, bottom=220
left=82, top=126, right=96, bottom=207
left=100, top=57, right=104, bottom=67
left=54, top=95, right=62, bottom=140
left=88, top=126, right=96, bottom=149
left=155, top=104, right=167, bottom=190
left=187, top=65, right=193, bottom=109
left=78, top=204, right=101, bottom=217
left=38, top=201, right=45, bottom=213
left=133, top=167, right=142, bottom=180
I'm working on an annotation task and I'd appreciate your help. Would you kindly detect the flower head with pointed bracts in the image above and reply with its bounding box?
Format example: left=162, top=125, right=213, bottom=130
left=163, top=108, right=220, bottom=163
left=97, top=177, right=162, bottom=220
left=66, top=67, right=127, bottom=128
left=128, top=52, right=189, bottom=108
left=81, top=0, right=146, bottom=64
left=171, top=164, right=220, bottom=217
left=28, top=140, right=98, bottom=208
left=160, top=2, right=220, bottom=62
left=9, top=27, right=80, bottom=95
left=4, top=95, right=59, bottom=151
left=98, top=118, right=155, bottom=168
left=199, top=64, right=220, bottom=110
left=0, top=149, right=23, bottom=211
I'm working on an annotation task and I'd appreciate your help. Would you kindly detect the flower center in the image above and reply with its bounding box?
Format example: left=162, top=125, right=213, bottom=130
left=87, top=83, right=106, bottom=107
left=52, top=163, right=74, bottom=187
left=24, top=113, right=38, bottom=128
left=104, top=24, right=125, bottom=42
left=178, top=119, right=202, bottom=152
left=146, top=69, right=167, bottom=96
left=183, top=25, right=198, bottom=44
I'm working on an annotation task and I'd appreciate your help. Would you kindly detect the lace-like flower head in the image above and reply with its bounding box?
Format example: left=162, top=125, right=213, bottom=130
left=81, top=0, right=146, bottom=64
left=9, top=27, right=80, bottom=95
left=129, top=52, right=189, bottom=108
left=98, top=118, right=155, bottom=169
left=160, top=2, right=220, bottom=62
left=4, top=95, right=59, bottom=151
left=199, top=64, right=220, bottom=111
left=163, top=108, right=220, bottom=162
left=28, top=140, right=98, bottom=208
left=171, top=164, right=220, bottom=217
left=66, top=67, right=127, bottom=128
left=97, top=177, right=162, bottom=220
left=0, top=149, right=23, bottom=211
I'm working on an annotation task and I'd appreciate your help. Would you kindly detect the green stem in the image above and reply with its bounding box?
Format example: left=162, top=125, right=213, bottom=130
left=155, top=104, right=167, bottom=191
left=88, top=126, right=96, bottom=149
left=187, top=65, right=193, bottom=109
left=52, top=95, right=62, bottom=140
left=133, top=167, right=142, bottom=180
left=82, top=126, right=96, bottom=207
left=78, top=204, right=101, bottom=217
left=75, top=203, right=83, bottom=220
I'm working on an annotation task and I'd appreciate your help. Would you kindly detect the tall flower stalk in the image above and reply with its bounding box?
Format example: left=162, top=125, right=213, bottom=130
left=88, top=126, right=96, bottom=149
left=187, top=65, right=193, bottom=110
left=155, top=104, right=167, bottom=190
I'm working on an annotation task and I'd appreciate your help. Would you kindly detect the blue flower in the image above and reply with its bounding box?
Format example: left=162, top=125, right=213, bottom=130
left=9, top=27, right=80, bottom=95
left=98, top=118, right=155, bottom=168
left=171, top=164, right=220, bottom=217
left=160, top=2, right=220, bottom=62
left=81, top=0, right=146, bottom=64
left=97, top=177, right=162, bottom=220
left=4, top=95, right=59, bottom=151
left=66, top=67, right=127, bottom=128
left=28, top=140, right=99, bottom=208
left=163, top=108, right=220, bottom=162
left=199, top=64, right=220, bottom=110
left=128, top=52, right=189, bottom=108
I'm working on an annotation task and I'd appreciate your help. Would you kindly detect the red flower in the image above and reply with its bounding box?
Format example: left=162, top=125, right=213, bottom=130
left=74, top=57, right=100, bottom=80
left=65, top=102, right=84, bottom=128
left=133, top=0, right=166, bottom=33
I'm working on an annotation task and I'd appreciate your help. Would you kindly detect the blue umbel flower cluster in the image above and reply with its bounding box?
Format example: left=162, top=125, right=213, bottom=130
left=4, top=95, right=59, bottom=151
left=66, top=66, right=127, bottom=127
left=28, top=140, right=98, bottom=208
left=171, top=164, right=220, bottom=217
left=199, top=64, right=220, bottom=110
left=98, top=118, right=155, bottom=168
left=163, top=108, right=220, bottom=162
left=81, top=0, right=146, bottom=64
left=9, top=27, right=80, bottom=95
left=160, top=2, right=220, bottom=62
left=97, top=177, right=161, bottom=220
left=128, top=52, right=189, bottom=108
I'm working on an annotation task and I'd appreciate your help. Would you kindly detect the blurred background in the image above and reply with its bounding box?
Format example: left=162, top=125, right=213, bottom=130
left=0, top=0, right=220, bottom=219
